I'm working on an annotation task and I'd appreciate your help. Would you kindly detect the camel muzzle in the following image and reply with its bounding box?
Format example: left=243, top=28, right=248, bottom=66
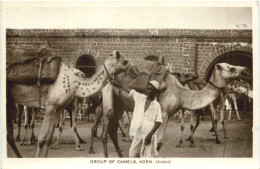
left=239, top=67, right=252, bottom=82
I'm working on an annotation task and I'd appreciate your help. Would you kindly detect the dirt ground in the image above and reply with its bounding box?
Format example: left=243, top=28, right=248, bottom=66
left=7, top=112, right=252, bottom=158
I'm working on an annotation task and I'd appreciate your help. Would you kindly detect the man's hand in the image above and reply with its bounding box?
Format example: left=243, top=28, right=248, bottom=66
left=110, top=79, right=121, bottom=87
left=144, top=134, right=152, bottom=145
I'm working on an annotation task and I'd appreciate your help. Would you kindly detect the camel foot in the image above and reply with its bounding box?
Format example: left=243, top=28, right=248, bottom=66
left=15, top=136, right=21, bottom=142
left=216, top=139, right=221, bottom=144
left=50, top=143, right=60, bottom=149
left=20, top=141, right=26, bottom=146
left=227, top=118, right=231, bottom=121
left=185, top=136, right=191, bottom=141
left=189, top=144, right=195, bottom=147
left=75, top=145, right=84, bottom=151
left=223, top=135, right=228, bottom=139
left=209, top=127, right=214, bottom=132
left=79, top=139, right=87, bottom=144
left=237, top=118, right=241, bottom=121
left=27, top=140, right=36, bottom=145
left=89, top=148, right=95, bottom=154
left=123, top=138, right=132, bottom=143
left=176, top=144, right=184, bottom=148
left=122, top=133, right=127, bottom=137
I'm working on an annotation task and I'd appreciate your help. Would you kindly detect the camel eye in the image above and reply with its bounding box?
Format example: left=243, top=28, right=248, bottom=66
left=230, top=67, right=236, bottom=73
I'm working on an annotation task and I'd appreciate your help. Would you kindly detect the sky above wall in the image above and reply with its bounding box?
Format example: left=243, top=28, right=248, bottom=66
left=3, top=3, right=253, bottom=29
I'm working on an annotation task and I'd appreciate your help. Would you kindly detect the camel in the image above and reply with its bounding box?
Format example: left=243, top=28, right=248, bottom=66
left=88, top=71, right=199, bottom=153
left=96, top=59, right=250, bottom=157
left=178, top=79, right=254, bottom=146
left=231, top=84, right=253, bottom=98
left=177, top=79, right=220, bottom=147
left=220, top=80, right=253, bottom=121
left=7, top=49, right=129, bottom=158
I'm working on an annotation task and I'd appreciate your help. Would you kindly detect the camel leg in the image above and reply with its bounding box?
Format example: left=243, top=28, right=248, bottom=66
left=7, top=100, right=23, bottom=158
left=101, top=108, right=113, bottom=158
left=220, top=94, right=227, bottom=139
left=28, top=108, right=37, bottom=145
left=123, top=111, right=132, bottom=143
left=207, top=106, right=215, bottom=132
left=50, top=114, right=63, bottom=149
left=15, top=105, right=22, bottom=142
left=118, top=120, right=127, bottom=137
left=71, top=108, right=84, bottom=151
left=188, top=110, right=197, bottom=147
left=186, top=110, right=202, bottom=143
left=89, top=107, right=103, bottom=154
left=41, top=112, right=61, bottom=158
left=20, top=106, right=29, bottom=146
left=109, top=98, right=124, bottom=157
left=233, top=98, right=241, bottom=120
left=157, top=112, right=169, bottom=151
left=36, top=106, right=59, bottom=157
left=208, top=104, right=221, bottom=143
left=109, top=124, right=124, bottom=157
left=176, top=109, right=185, bottom=147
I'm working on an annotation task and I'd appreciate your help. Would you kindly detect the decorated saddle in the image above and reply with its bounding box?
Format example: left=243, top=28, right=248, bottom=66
left=7, top=45, right=62, bottom=84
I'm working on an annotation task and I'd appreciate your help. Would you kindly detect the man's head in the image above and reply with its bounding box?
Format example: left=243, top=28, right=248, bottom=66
left=147, top=80, right=160, bottom=98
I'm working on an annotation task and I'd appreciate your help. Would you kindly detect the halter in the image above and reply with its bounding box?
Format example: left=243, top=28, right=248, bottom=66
left=103, top=63, right=112, bottom=81
left=207, top=80, right=225, bottom=91
left=206, top=68, right=225, bottom=91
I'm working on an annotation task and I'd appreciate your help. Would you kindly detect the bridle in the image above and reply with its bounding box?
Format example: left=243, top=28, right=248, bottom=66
left=206, top=68, right=225, bottom=91
left=103, top=63, right=112, bottom=81
left=207, top=80, right=225, bottom=91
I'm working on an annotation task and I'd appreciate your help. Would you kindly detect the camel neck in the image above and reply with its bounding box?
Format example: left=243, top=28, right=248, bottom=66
left=179, top=83, right=221, bottom=110
left=74, top=66, right=108, bottom=97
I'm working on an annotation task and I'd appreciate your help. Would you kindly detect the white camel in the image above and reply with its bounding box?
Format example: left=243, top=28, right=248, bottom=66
left=7, top=49, right=129, bottom=158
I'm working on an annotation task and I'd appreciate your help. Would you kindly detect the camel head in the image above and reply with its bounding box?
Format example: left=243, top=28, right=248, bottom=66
left=172, top=72, right=199, bottom=85
left=104, top=51, right=129, bottom=76
left=229, top=79, right=252, bottom=94
left=211, top=63, right=251, bottom=88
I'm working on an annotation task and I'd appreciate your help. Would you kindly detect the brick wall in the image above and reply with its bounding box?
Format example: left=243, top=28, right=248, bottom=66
left=6, top=29, right=252, bottom=77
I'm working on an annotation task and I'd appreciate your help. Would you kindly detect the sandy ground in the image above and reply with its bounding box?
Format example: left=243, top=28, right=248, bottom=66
left=7, top=112, right=252, bottom=158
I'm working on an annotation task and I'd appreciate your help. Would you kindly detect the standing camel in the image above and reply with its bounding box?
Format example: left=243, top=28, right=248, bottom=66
left=7, top=49, right=129, bottom=158
left=177, top=79, right=220, bottom=147
left=96, top=59, right=250, bottom=157
left=88, top=71, right=199, bottom=153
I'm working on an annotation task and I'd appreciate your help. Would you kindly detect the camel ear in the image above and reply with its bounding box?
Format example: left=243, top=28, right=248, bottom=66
left=112, top=50, right=121, bottom=59
left=173, top=72, right=181, bottom=77
left=215, top=64, right=222, bottom=70
left=158, top=56, right=165, bottom=65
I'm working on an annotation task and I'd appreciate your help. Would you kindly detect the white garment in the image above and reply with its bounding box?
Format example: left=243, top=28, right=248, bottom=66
left=225, top=99, right=231, bottom=110
left=128, top=89, right=163, bottom=157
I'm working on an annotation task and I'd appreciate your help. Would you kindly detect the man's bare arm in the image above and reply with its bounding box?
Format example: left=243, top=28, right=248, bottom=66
left=144, top=122, right=161, bottom=145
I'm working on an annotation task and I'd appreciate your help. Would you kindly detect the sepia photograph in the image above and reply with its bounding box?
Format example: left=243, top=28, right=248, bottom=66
left=1, top=1, right=259, bottom=169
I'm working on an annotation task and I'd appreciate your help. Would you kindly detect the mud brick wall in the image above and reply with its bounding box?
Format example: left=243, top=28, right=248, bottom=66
left=6, top=29, right=252, bottom=77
